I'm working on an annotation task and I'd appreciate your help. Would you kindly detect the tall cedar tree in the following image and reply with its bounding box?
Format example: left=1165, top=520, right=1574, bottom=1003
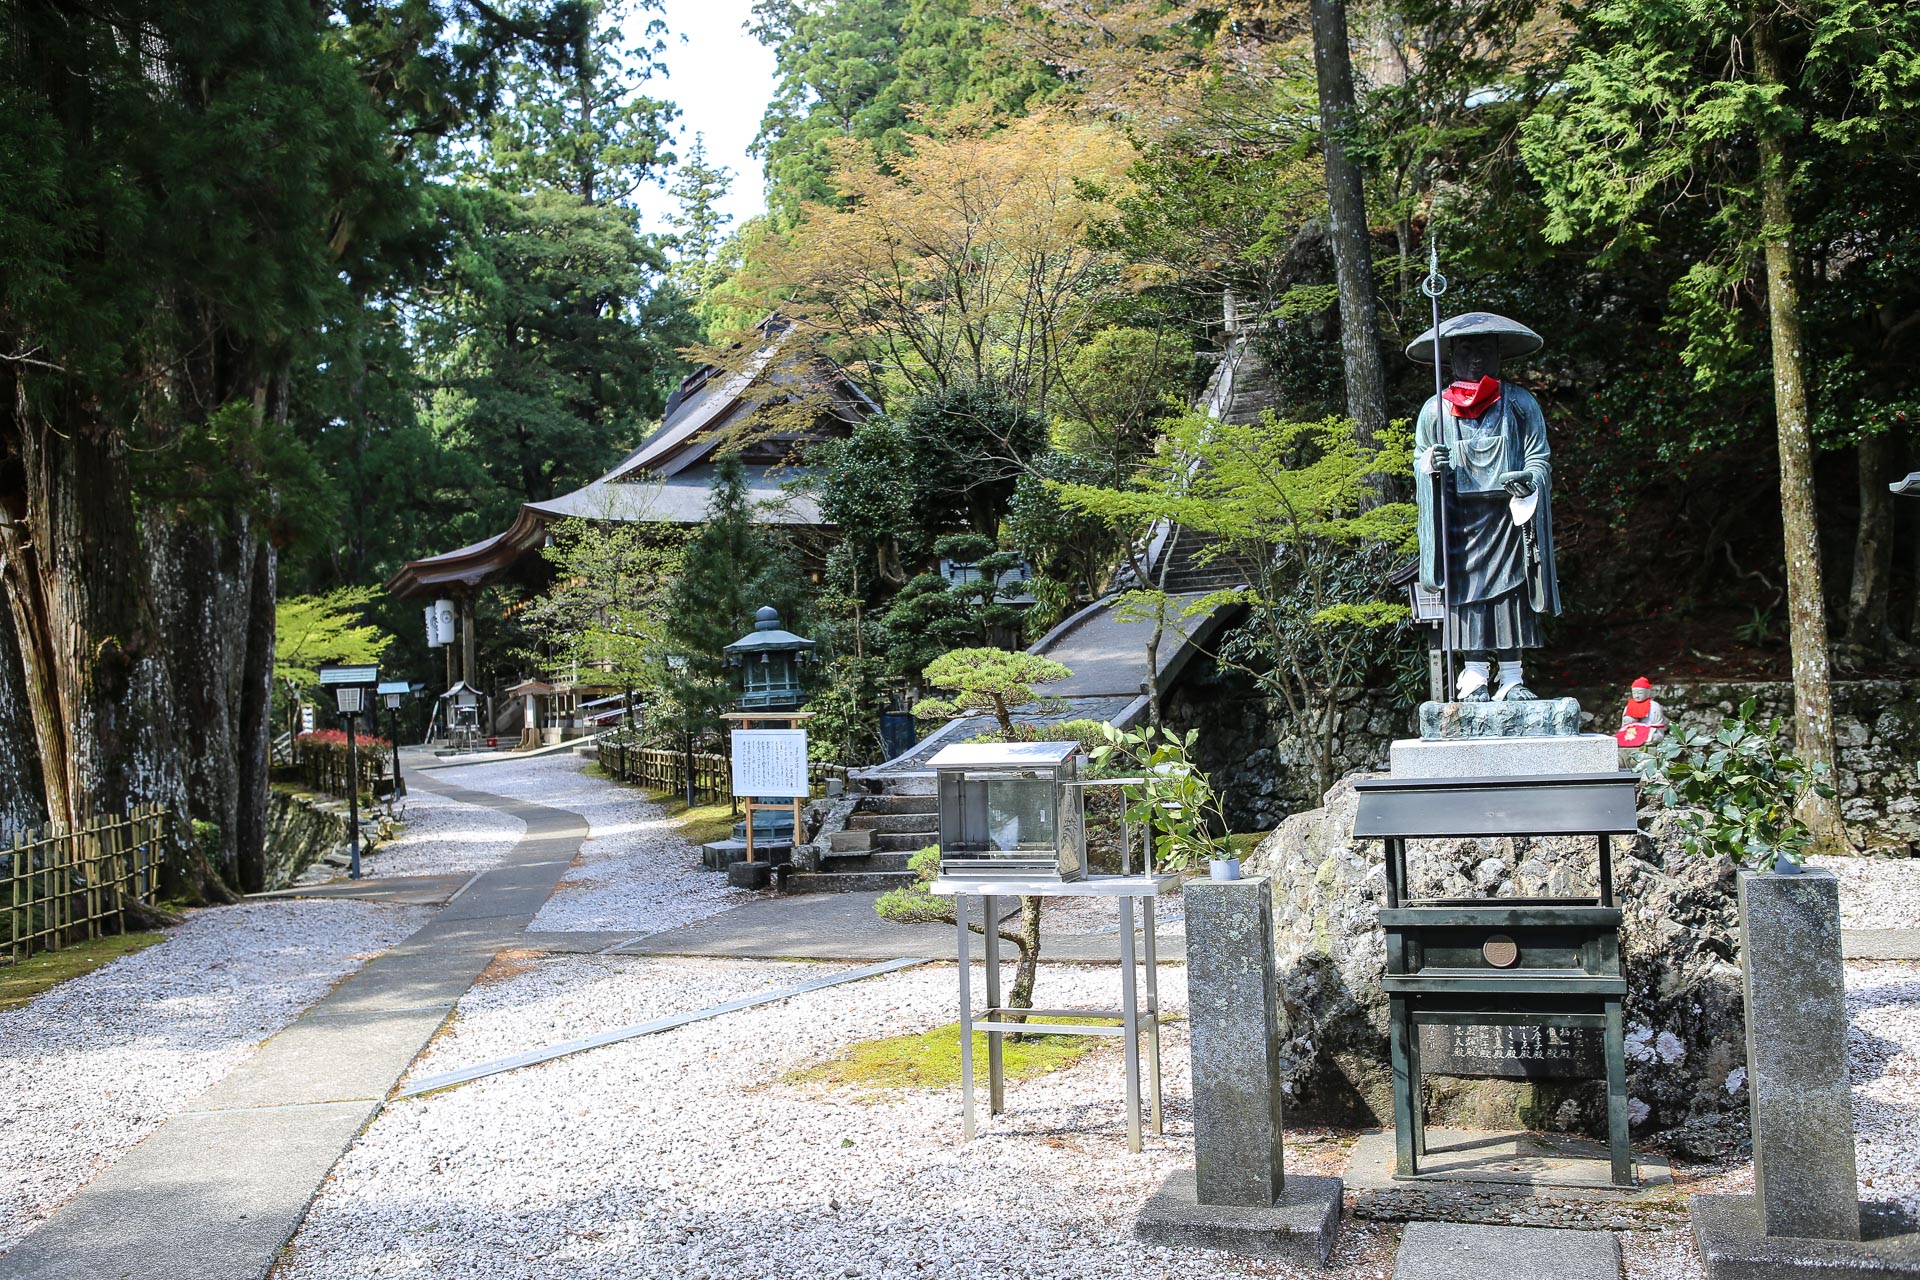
left=1521, top=0, right=1920, bottom=847
left=664, top=456, right=807, bottom=736
left=1308, top=0, right=1390, bottom=479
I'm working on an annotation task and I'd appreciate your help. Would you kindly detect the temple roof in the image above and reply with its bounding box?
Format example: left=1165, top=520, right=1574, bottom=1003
left=386, top=324, right=871, bottom=601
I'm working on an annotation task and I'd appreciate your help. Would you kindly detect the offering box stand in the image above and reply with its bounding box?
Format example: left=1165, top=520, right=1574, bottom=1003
left=931, top=873, right=1178, bottom=1152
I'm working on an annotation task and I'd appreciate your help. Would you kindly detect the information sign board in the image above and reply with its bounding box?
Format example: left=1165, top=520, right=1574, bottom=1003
left=730, top=729, right=809, bottom=798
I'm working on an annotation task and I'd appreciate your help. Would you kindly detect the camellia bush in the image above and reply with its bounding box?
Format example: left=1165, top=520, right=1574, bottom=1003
left=293, top=729, right=393, bottom=802
left=1631, top=698, right=1834, bottom=871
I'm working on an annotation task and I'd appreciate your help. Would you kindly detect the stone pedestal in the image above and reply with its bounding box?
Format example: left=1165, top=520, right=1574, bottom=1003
left=1687, top=869, right=1920, bottom=1279
left=1133, top=1170, right=1342, bottom=1265
left=1389, top=733, right=1618, bottom=778
left=1419, top=697, right=1582, bottom=739
left=1133, top=875, right=1342, bottom=1263
left=1740, top=868, right=1859, bottom=1241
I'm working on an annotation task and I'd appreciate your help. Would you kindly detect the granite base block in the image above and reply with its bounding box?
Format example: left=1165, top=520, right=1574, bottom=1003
left=700, top=839, right=792, bottom=871
left=1133, top=1168, right=1342, bottom=1265
left=1389, top=733, right=1619, bottom=778
left=1393, top=1221, right=1621, bottom=1280
left=1419, top=697, right=1582, bottom=740
left=1692, top=1194, right=1920, bottom=1280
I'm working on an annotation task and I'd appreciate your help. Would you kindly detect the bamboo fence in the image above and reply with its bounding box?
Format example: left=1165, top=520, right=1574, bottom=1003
left=3, top=805, right=169, bottom=963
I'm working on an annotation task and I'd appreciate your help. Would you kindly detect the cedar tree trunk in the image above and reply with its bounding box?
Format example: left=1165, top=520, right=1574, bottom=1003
left=1754, top=20, right=1844, bottom=849
left=1309, top=0, right=1390, bottom=484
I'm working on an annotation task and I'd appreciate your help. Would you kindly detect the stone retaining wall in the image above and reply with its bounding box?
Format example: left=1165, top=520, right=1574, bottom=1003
left=262, top=787, right=383, bottom=889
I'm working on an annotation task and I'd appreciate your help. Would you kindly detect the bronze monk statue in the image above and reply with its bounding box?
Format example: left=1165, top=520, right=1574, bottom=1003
left=1408, top=312, right=1562, bottom=702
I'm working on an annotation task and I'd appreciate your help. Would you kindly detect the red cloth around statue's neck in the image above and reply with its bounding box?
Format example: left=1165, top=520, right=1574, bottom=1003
left=1626, top=696, right=1652, bottom=718
left=1442, top=375, right=1502, bottom=418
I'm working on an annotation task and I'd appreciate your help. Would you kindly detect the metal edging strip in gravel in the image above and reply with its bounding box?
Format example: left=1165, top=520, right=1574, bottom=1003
left=396, top=956, right=927, bottom=1098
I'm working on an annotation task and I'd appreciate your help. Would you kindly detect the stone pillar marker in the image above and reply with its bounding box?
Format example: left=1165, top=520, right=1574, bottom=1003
left=1187, top=876, right=1287, bottom=1206
left=1134, top=873, right=1342, bottom=1265
left=1691, top=866, right=1920, bottom=1278
left=1738, top=868, right=1860, bottom=1241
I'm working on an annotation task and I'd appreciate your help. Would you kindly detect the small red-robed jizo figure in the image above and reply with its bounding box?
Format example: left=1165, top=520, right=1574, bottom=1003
left=1616, top=677, right=1667, bottom=748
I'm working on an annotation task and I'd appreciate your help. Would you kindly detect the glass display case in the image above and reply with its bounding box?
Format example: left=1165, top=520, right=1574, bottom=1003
left=928, top=741, right=1085, bottom=881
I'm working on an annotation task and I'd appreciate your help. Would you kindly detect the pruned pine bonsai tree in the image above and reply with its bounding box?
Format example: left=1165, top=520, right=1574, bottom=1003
left=910, top=648, right=1071, bottom=739
left=878, top=648, right=1074, bottom=1027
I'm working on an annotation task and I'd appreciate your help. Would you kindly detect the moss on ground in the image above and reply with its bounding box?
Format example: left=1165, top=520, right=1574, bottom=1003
left=780, top=1016, right=1116, bottom=1095
left=642, top=792, right=740, bottom=847
left=0, top=931, right=166, bottom=1012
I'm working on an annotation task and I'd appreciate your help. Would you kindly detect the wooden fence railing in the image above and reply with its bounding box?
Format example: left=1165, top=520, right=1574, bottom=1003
left=294, top=744, right=390, bottom=802
left=597, top=744, right=732, bottom=801
left=595, top=742, right=850, bottom=802
left=4, top=806, right=169, bottom=963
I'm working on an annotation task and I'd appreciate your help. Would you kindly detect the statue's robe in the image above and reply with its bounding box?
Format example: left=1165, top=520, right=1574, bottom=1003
left=1414, top=381, right=1562, bottom=651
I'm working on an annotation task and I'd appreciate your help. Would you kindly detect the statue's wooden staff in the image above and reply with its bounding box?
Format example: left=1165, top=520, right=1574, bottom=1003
left=1421, top=239, right=1456, bottom=698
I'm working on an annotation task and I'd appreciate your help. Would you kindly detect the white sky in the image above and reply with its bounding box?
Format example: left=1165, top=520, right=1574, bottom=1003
left=625, top=0, right=778, bottom=241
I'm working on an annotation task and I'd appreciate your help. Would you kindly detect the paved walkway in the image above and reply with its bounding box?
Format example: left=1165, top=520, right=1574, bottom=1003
left=622, top=889, right=1187, bottom=963
left=0, top=773, right=589, bottom=1280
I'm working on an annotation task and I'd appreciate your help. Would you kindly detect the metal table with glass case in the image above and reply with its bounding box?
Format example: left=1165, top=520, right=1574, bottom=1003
left=922, top=739, right=1171, bottom=1153
left=931, top=873, right=1175, bottom=1153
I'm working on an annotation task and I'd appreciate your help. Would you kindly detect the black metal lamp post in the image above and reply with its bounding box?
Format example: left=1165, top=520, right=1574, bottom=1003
left=319, top=663, right=380, bottom=880
left=378, top=680, right=410, bottom=800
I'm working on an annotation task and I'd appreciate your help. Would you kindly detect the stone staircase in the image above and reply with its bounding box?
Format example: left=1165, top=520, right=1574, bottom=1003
left=1157, top=525, right=1242, bottom=594
left=782, top=793, right=936, bottom=894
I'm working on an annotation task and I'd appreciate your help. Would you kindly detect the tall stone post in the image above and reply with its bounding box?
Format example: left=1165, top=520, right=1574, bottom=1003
left=1188, top=877, right=1287, bottom=1205
left=1738, top=868, right=1860, bottom=1241
left=1134, top=873, right=1342, bottom=1264
left=1691, top=867, right=1920, bottom=1278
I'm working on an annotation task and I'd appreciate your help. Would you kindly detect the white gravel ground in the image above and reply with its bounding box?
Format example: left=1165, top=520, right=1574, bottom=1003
left=277, top=943, right=1920, bottom=1280
left=0, top=899, right=427, bottom=1254
left=1043, top=892, right=1184, bottom=937
left=1810, top=854, right=1920, bottom=930
left=436, top=754, right=748, bottom=934
left=362, top=780, right=526, bottom=879
left=282, top=958, right=1405, bottom=1280
left=1618, top=959, right=1920, bottom=1279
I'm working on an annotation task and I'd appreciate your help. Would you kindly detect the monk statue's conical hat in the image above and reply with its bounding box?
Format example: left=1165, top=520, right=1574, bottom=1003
left=1405, top=311, right=1544, bottom=363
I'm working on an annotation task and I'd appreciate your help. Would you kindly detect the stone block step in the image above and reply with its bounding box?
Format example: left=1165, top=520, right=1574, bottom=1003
left=874, top=832, right=938, bottom=853
left=861, top=794, right=939, bottom=815
left=817, top=850, right=913, bottom=874
left=848, top=812, right=940, bottom=834
left=1392, top=1222, right=1620, bottom=1280
left=782, top=870, right=917, bottom=895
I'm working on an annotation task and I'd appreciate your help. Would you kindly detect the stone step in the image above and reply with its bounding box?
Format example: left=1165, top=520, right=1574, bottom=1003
left=861, top=794, right=938, bottom=815
left=817, top=849, right=913, bottom=873
left=874, top=832, right=938, bottom=853
left=1393, top=1222, right=1620, bottom=1280
left=782, top=870, right=917, bottom=895
left=848, top=812, right=940, bottom=835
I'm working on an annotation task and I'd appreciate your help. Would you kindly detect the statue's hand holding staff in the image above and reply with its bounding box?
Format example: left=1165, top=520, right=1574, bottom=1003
left=1423, top=444, right=1453, bottom=473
